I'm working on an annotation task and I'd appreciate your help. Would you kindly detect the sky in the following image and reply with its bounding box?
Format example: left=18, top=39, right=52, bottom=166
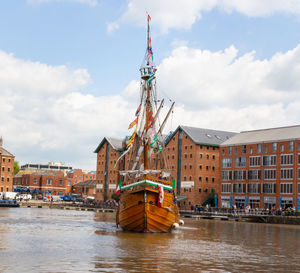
left=1, top=0, right=300, bottom=170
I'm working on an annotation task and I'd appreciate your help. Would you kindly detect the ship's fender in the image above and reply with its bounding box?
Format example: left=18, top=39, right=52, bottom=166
left=179, top=219, right=184, bottom=226
left=172, top=223, right=179, bottom=229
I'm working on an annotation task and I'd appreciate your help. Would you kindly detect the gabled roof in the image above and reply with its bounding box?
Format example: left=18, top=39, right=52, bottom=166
left=73, top=179, right=96, bottom=188
left=165, top=125, right=236, bottom=147
left=0, top=146, right=14, bottom=157
left=94, top=137, right=124, bottom=153
left=221, top=124, right=300, bottom=146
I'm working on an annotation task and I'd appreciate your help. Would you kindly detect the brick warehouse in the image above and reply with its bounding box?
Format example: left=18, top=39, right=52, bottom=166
left=219, top=125, right=300, bottom=210
left=0, top=137, right=14, bottom=192
left=94, top=126, right=236, bottom=209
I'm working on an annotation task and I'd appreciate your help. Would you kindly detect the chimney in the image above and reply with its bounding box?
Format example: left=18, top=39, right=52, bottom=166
left=0, top=136, right=2, bottom=147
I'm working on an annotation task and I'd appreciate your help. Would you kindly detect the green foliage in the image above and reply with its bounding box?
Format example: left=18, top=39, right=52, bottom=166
left=14, top=161, right=20, bottom=175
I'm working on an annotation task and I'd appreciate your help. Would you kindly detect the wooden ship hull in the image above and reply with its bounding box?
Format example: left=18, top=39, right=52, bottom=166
left=116, top=176, right=179, bottom=232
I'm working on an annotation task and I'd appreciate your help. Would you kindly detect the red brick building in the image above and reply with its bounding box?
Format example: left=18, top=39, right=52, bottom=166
left=13, top=170, right=73, bottom=196
left=0, top=137, right=15, bottom=192
left=219, top=125, right=300, bottom=210
left=94, top=137, right=123, bottom=201
left=164, top=126, right=235, bottom=210
left=72, top=180, right=96, bottom=198
left=94, top=127, right=235, bottom=208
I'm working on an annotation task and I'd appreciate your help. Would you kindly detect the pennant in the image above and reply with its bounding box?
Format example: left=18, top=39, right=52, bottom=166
left=126, top=126, right=137, bottom=149
left=148, top=115, right=154, bottom=127
left=128, top=117, right=138, bottom=129
left=147, top=12, right=151, bottom=21
left=135, top=104, right=141, bottom=116
left=147, top=73, right=155, bottom=86
left=157, top=185, right=164, bottom=207
left=116, top=180, right=122, bottom=195
left=113, top=146, right=131, bottom=168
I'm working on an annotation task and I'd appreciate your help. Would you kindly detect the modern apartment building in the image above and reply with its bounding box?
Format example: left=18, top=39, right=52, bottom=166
left=219, top=125, right=300, bottom=209
left=0, top=137, right=14, bottom=192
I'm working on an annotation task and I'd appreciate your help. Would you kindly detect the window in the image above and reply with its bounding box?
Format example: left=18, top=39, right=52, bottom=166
left=221, top=171, right=232, bottom=181
left=33, top=178, right=37, bottom=184
left=263, top=155, right=276, bottom=166
left=222, top=158, right=232, bottom=168
left=190, top=154, right=192, bottom=158
left=289, top=141, right=294, bottom=152
left=233, top=183, right=245, bottom=193
left=235, top=157, right=246, bottom=167
left=46, top=179, right=53, bottom=185
left=2, top=158, right=5, bottom=162
left=199, top=176, right=202, bottom=181
left=250, top=147, right=253, bottom=154
left=1, top=177, right=4, bottom=182
left=59, top=180, right=63, bottom=186
left=235, top=148, right=238, bottom=155
left=242, top=145, right=246, bottom=154
left=263, top=183, right=276, bottom=194
left=281, top=154, right=293, bottom=165
left=67, top=181, right=71, bottom=187
left=233, top=170, right=246, bottom=180
left=221, top=183, right=231, bottom=193
left=250, top=156, right=261, bottom=166
left=264, top=145, right=268, bottom=153
left=281, top=144, right=284, bottom=152
left=199, top=165, right=202, bottom=170
left=7, top=168, right=10, bottom=172
left=206, top=166, right=209, bottom=171
left=248, top=170, right=261, bottom=180
left=272, top=142, right=277, bottom=152
left=212, top=155, right=215, bottom=160
left=228, top=146, right=232, bottom=155
left=198, top=188, right=202, bottom=193
left=205, top=177, right=208, bottom=182
left=264, top=169, right=276, bottom=180
left=280, top=183, right=293, bottom=194
left=200, top=154, right=203, bottom=159
left=247, top=183, right=260, bottom=193
left=7, top=178, right=9, bottom=182
left=212, top=177, right=215, bottom=183
left=184, top=154, right=187, bottom=158
left=190, top=165, right=192, bottom=170
left=257, top=144, right=261, bottom=153
left=280, top=168, right=293, bottom=180
left=206, top=154, right=209, bottom=160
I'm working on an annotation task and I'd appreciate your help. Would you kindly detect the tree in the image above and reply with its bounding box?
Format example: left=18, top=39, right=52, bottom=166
left=14, top=161, right=20, bottom=175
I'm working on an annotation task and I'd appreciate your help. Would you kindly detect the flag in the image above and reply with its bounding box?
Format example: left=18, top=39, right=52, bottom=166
left=126, top=126, right=137, bottom=149
left=128, top=117, right=138, bottom=129
left=116, top=180, right=122, bottom=195
left=157, top=185, right=164, bottom=207
left=135, top=104, right=141, bottom=116
left=147, top=12, right=151, bottom=21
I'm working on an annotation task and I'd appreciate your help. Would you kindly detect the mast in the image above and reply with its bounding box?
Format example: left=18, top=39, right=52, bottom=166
left=144, top=15, right=151, bottom=170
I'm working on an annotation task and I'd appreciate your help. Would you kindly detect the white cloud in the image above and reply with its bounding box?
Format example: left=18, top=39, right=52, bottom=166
left=108, top=0, right=300, bottom=33
left=2, top=43, right=300, bottom=169
left=27, top=0, right=98, bottom=7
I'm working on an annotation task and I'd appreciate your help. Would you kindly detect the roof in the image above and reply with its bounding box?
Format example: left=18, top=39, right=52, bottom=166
left=165, top=125, right=236, bottom=147
left=73, top=180, right=96, bottom=188
left=221, top=124, right=300, bottom=146
left=94, top=137, right=124, bottom=153
left=0, top=146, right=14, bottom=157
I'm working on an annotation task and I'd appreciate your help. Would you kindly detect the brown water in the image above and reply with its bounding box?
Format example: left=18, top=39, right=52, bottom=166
left=0, top=208, right=299, bottom=273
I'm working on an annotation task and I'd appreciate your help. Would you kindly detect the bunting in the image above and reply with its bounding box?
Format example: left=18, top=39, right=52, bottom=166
left=135, top=104, right=141, bottom=116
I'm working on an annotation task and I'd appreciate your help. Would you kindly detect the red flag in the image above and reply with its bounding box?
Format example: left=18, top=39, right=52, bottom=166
left=157, top=186, right=164, bottom=207
left=147, top=12, right=151, bottom=21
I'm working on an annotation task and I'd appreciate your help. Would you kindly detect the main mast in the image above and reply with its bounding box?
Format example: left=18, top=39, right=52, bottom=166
left=143, top=15, right=152, bottom=170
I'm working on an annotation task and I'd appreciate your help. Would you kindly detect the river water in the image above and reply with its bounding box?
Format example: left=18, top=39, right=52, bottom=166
left=0, top=208, right=299, bottom=273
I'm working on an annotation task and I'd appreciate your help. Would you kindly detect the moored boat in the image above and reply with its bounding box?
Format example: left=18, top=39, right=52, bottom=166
left=116, top=15, right=180, bottom=232
left=0, top=199, right=20, bottom=208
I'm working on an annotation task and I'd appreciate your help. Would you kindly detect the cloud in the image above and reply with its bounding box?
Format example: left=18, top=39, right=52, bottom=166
left=108, top=0, right=300, bottom=33
left=27, top=0, right=98, bottom=7
left=2, top=43, right=300, bottom=169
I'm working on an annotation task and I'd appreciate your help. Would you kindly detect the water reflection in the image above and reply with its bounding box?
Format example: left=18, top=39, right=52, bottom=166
left=0, top=208, right=299, bottom=272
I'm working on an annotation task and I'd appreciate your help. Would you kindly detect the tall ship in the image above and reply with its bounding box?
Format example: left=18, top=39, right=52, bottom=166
left=116, top=15, right=180, bottom=232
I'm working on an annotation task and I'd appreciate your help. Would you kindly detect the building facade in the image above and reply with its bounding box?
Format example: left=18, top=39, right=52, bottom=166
left=219, top=125, right=300, bottom=210
left=13, top=170, right=73, bottom=196
left=164, top=126, right=236, bottom=210
left=20, top=162, right=72, bottom=174
left=0, top=137, right=15, bottom=192
left=94, top=126, right=235, bottom=208
left=94, top=137, right=123, bottom=201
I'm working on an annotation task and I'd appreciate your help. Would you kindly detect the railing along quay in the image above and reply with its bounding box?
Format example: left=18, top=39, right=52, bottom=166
left=180, top=208, right=300, bottom=225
